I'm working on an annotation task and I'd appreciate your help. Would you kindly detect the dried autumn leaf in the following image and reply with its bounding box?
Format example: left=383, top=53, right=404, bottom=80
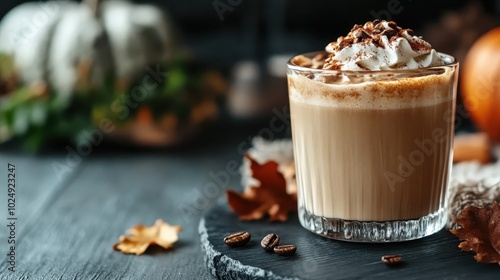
left=450, top=202, right=500, bottom=264
left=113, top=219, right=182, bottom=255
left=226, top=154, right=297, bottom=222
left=243, top=138, right=296, bottom=196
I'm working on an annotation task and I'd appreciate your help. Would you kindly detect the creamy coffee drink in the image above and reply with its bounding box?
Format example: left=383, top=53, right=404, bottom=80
left=287, top=20, right=458, bottom=241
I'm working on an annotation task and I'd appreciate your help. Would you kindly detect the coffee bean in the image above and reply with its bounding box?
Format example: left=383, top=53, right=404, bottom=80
left=261, top=233, right=280, bottom=252
left=273, top=245, right=296, bottom=256
left=223, top=231, right=251, bottom=247
left=381, top=255, right=402, bottom=266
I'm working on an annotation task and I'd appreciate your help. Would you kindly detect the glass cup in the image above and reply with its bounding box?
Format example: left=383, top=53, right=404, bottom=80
left=287, top=52, right=458, bottom=242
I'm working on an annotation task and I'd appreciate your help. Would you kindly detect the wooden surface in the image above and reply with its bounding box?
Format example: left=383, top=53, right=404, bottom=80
left=0, top=122, right=497, bottom=279
left=0, top=123, right=265, bottom=280
left=200, top=203, right=500, bottom=280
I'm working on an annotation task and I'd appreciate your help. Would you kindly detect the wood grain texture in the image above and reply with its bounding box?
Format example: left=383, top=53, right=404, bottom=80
left=0, top=121, right=490, bottom=279
left=200, top=203, right=500, bottom=280
left=0, top=153, right=82, bottom=247
left=0, top=156, right=187, bottom=278
left=0, top=129, right=252, bottom=280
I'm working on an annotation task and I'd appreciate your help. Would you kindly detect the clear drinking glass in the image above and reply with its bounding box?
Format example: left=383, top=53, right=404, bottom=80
left=287, top=52, right=458, bottom=242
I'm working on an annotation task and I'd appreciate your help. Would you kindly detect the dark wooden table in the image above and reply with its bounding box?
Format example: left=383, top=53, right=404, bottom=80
left=0, top=121, right=493, bottom=279
left=0, top=122, right=269, bottom=280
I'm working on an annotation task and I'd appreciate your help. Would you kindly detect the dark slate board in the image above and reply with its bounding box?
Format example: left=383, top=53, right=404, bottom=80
left=199, top=203, right=500, bottom=280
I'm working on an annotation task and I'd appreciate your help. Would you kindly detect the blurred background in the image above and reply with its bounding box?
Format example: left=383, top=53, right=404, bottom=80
left=3, top=0, right=497, bottom=71
left=0, top=0, right=499, bottom=151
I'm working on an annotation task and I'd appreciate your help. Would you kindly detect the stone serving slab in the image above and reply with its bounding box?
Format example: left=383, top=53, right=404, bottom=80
left=199, top=203, right=499, bottom=280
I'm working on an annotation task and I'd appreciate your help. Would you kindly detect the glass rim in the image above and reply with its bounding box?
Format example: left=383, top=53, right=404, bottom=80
left=287, top=51, right=458, bottom=75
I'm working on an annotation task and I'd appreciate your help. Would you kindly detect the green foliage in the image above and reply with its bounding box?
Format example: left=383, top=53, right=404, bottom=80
left=0, top=54, right=220, bottom=152
left=0, top=53, right=15, bottom=80
left=0, top=88, right=90, bottom=151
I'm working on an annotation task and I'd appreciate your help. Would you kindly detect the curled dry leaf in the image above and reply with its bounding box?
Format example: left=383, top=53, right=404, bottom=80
left=243, top=138, right=296, bottom=196
left=450, top=202, right=500, bottom=264
left=226, top=154, right=297, bottom=222
left=113, top=219, right=182, bottom=255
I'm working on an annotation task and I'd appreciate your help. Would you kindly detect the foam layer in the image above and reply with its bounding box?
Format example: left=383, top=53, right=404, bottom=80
left=288, top=66, right=456, bottom=110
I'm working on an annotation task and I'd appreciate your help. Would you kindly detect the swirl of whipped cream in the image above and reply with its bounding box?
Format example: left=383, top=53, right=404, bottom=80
left=323, top=20, right=448, bottom=71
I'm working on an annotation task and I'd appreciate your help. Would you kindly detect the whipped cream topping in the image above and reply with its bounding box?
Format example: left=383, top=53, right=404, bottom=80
left=323, top=20, right=448, bottom=71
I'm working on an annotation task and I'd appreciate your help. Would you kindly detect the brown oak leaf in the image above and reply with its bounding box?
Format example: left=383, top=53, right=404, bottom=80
left=450, top=201, right=500, bottom=264
left=226, top=154, right=297, bottom=222
left=113, top=219, right=182, bottom=255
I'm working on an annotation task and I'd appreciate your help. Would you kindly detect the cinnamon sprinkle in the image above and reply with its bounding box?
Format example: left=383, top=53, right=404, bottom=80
left=323, top=20, right=433, bottom=70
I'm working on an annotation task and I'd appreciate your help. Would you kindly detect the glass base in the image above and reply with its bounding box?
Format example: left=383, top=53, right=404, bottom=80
left=298, top=206, right=446, bottom=242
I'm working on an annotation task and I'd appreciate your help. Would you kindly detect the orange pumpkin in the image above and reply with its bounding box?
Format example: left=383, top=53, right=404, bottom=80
left=461, top=27, right=500, bottom=142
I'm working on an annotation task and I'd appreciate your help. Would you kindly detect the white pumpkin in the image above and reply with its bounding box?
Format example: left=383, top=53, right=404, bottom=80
left=0, top=1, right=72, bottom=89
left=47, top=2, right=113, bottom=96
left=101, top=0, right=173, bottom=79
left=0, top=0, right=174, bottom=96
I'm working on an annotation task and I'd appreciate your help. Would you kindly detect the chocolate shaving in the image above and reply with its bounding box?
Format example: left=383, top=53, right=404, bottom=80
left=381, top=28, right=397, bottom=38
left=387, top=21, right=398, bottom=29
left=322, top=20, right=431, bottom=70
left=353, top=29, right=370, bottom=39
